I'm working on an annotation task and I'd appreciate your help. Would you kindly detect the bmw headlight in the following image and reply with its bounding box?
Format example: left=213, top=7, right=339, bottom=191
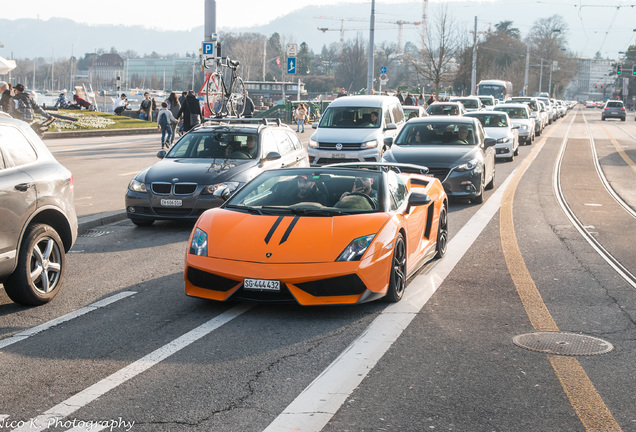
left=309, top=139, right=319, bottom=149
left=201, top=181, right=241, bottom=195
left=336, top=234, right=375, bottom=262
left=189, top=228, right=208, bottom=256
left=128, top=179, right=146, bottom=192
left=454, top=159, right=479, bottom=172
left=361, top=139, right=378, bottom=149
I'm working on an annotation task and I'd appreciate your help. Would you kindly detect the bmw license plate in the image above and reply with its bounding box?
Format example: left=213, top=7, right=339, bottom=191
left=160, top=199, right=182, bottom=207
left=331, top=153, right=345, bottom=159
left=244, top=278, right=280, bottom=292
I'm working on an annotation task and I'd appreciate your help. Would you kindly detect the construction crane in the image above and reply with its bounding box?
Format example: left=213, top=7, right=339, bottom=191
left=316, top=16, right=421, bottom=54
left=317, top=24, right=369, bottom=54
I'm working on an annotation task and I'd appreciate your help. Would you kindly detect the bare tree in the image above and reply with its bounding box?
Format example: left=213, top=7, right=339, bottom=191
left=336, top=37, right=367, bottom=93
left=405, top=4, right=459, bottom=97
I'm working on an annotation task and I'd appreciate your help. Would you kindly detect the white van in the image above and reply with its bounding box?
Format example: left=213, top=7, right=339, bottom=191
left=308, top=95, right=405, bottom=164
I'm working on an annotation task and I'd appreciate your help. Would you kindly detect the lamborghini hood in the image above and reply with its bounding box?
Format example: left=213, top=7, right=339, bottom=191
left=198, top=209, right=391, bottom=263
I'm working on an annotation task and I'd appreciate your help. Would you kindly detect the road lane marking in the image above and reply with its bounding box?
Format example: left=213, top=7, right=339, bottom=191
left=600, top=123, right=636, bottom=173
left=10, top=303, right=253, bottom=432
left=0, top=292, right=136, bottom=350
left=500, top=112, right=622, bottom=431
left=264, top=160, right=516, bottom=432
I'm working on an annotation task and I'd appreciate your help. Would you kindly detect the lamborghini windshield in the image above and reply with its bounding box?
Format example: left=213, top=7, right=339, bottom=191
left=226, top=168, right=383, bottom=214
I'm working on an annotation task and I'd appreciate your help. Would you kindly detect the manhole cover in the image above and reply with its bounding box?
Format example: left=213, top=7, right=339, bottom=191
left=513, top=332, right=614, bottom=356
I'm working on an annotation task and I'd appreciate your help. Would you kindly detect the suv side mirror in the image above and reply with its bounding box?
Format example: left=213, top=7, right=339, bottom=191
left=157, top=150, right=167, bottom=159
left=484, top=137, right=496, bottom=148
left=385, top=123, right=397, bottom=131
left=384, top=137, right=394, bottom=147
left=312, top=122, right=319, bottom=129
left=263, top=151, right=282, bottom=161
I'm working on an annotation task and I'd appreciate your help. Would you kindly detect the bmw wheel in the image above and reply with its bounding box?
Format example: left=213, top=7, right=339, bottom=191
left=384, top=233, right=406, bottom=303
left=4, top=224, right=65, bottom=306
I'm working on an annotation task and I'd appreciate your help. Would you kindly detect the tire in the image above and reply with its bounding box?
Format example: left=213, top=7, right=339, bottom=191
left=206, top=72, right=226, bottom=117
left=472, top=174, right=484, bottom=204
left=486, top=166, right=495, bottom=190
left=229, top=77, right=246, bottom=117
left=384, top=233, right=406, bottom=303
left=435, top=205, right=448, bottom=259
left=621, top=117, right=626, bottom=122
left=4, top=224, right=65, bottom=306
left=130, top=217, right=155, bottom=227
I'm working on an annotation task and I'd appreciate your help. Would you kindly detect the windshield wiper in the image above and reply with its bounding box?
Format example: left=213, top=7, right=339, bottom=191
left=224, top=204, right=263, bottom=215
left=288, top=208, right=346, bottom=216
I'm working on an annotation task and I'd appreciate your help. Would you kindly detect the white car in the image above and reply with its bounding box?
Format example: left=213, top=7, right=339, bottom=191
left=450, top=96, right=483, bottom=112
left=464, top=111, right=519, bottom=161
left=403, top=105, right=428, bottom=120
left=493, top=103, right=535, bottom=145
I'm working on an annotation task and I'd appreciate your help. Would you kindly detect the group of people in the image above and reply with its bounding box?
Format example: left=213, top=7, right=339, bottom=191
left=0, top=81, right=52, bottom=122
left=53, top=92, right=93, bottom=110
left=395, top=90, right=435, bottom=107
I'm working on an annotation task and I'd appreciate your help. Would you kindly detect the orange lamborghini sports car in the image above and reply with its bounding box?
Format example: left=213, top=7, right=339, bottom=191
left=184, top=163, right=448, bottom=305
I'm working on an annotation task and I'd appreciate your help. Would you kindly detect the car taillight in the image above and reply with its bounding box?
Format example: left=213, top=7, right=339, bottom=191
left=69, top=174, right=74, bottom=190
left=604, top=107, right=609, bottom=110
left=620, top=107, right=625, bottom=111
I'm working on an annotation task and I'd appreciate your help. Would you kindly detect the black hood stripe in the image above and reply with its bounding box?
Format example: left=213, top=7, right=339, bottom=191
left=264, top=216, right=284, bottom=244
left=279, top=216, right=300, bottom=245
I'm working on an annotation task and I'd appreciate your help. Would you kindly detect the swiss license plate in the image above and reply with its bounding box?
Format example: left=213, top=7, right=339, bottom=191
left=331, top=153, right=345, bottom=159
left=244, top=278, right=280, bottom=292
left=160, top=199, right=182, bottom=207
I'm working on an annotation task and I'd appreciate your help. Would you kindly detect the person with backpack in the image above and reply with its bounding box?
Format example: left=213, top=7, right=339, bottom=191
left=157, top=102, right=177, bottom=149
left=12, top=84, right=51, bottom=123
left=176, top=90, right=202, bottom=132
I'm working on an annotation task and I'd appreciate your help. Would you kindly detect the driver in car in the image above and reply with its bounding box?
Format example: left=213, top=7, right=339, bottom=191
left=340, top=177, right=377, bottom=200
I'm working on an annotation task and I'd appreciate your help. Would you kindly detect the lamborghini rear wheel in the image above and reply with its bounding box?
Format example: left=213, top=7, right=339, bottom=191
left=385, top=233, right=406, bottom=303
left=435, top=205, right=448, bottom=259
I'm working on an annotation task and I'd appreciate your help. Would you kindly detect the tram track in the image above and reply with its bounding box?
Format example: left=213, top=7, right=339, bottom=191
left=555, top=110, right=636, bottom=291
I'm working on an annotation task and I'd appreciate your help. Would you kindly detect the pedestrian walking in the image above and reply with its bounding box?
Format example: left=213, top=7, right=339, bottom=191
left=396, top=90, right=404, bottom=104
left=243, top=91, right=255, bottom=118
left=295, top=103, right=307, bottom=133
left=166, top=92, right=181, bottom=144
left=177, top=90, right=202, bottom=133
left=157, top=102, right=177, bottom=149
left=0, top=81, right=12, bottom=113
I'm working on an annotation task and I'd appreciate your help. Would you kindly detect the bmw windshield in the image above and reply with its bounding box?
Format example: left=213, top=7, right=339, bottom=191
left=167, top=132, right=258, bottom=159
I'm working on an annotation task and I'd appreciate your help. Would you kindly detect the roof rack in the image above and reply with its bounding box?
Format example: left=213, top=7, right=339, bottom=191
left=200, top=117, right=283, bottom=127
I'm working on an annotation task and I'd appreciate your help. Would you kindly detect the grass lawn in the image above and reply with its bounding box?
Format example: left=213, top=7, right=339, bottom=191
left=47, top=110, right=156, bottom=131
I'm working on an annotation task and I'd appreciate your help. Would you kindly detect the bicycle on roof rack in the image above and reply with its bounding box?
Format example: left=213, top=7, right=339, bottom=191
left=203, top=56, right=247, bottom=118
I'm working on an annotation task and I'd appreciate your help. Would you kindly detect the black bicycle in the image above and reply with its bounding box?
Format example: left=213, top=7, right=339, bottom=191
left=204, top=56, right=247, bottom=118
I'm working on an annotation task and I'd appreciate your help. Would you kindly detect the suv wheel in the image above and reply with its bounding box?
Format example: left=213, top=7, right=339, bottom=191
left=4, top=224, right=66, bottom=306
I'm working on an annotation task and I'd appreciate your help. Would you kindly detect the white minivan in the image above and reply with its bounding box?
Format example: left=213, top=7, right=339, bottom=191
left=308, top=95, right=405, bottom=164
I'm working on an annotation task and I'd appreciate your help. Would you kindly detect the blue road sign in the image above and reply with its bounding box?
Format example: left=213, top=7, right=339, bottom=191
left=202, top=42, right=215, bottom=56
left=380, top=66, right=387, bottom=74
left=288, top=57, right=296, bottom=74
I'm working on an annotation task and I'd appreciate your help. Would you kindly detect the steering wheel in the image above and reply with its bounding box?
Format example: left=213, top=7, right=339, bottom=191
left=346, top=192, right=376, bottom=209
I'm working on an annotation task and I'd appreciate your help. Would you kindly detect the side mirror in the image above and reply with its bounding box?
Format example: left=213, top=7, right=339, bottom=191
left=213, top=186, right=231, bottom=202
left=406, top=192, right=431, bottom=213
left=484, top=137, right=496, bottom=148
left=312, top=122, right=319, bottom=129
left=157, top=150, right=166, bottom=159
left=263, top=151, right=282, bottom=161
left=384, top=137, right=394, bottom=147
left=530, top=113, right=537, bottom=118
left=385, top=123, right=397, bottom=131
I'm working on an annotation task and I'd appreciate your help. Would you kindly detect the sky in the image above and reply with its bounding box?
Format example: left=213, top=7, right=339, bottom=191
left=4, top=0, right=382, bottom=30
left=4, top=0, right=636, bottom=58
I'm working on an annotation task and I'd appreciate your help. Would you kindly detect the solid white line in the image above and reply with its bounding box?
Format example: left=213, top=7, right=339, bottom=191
left=11, top=303, right=254, bottom=432
left=264, top=169, right=516, bottom=432
left=0, top=292, right=136, bottom=350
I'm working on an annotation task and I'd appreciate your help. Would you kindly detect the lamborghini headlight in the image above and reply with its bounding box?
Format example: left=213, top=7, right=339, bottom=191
left=189, top=228, right=208, bottom=256
left=336, top=234, right=375, bottom=262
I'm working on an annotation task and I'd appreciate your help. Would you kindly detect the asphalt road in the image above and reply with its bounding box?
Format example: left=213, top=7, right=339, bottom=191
left=1, top=108, right=635, bottom=432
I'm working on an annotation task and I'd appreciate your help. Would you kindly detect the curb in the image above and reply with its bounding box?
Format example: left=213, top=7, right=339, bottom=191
left=77, top=210, right=128, bottom=234
left=44, top=127, right=159, bottom=140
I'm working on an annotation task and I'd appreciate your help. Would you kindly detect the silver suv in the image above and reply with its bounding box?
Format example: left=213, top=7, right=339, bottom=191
left=0, top=116, right=77, bottom=305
